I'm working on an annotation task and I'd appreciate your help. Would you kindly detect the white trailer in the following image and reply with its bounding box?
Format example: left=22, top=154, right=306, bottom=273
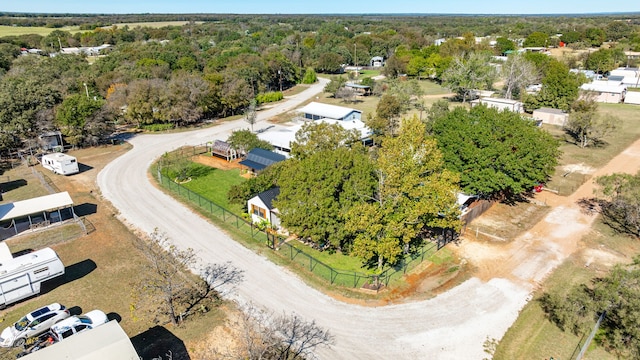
left=0, top=245, right=65, bottom=308
left=41, top=153, right=79, bottom=175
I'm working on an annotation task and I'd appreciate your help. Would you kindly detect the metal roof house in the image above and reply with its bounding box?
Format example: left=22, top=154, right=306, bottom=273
left=247, top=187, right=281, bottom=229
left=298, top=102, right=362, bottom=121
left=257, top=103, right=372, bottom=155
left=580, top=82, right=627, bottom=103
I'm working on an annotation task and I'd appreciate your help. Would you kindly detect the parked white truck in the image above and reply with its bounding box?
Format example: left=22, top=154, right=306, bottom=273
left=41, top=153, right=79, bottom=175
left=0, top=244, right=65, bottom=308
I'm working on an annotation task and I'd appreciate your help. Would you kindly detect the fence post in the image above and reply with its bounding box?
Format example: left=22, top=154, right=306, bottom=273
left=222, top=208, right=226, bottom=221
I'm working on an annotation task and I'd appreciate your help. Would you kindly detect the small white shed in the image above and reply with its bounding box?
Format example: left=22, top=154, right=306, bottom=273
left=247, top=187, right=281, bottom=229
left=470, top=97, right=524, bottom=113
left=41, top=153, right=79, bottom=175
left=532, top=108, right=569, bottom=126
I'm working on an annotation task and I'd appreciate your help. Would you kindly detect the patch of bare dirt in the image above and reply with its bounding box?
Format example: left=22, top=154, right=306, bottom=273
left=192, top=154, right=245, bottom=171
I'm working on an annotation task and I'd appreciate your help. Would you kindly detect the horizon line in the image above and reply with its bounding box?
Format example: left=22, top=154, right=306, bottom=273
left=1, top=11, right=640, bottom=17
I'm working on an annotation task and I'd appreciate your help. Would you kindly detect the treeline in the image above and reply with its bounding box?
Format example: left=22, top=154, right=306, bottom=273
left=0, top=14, right=637, bottom=155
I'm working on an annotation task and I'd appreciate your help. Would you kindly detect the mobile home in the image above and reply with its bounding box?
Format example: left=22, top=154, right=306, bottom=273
left=0, top=245, right=65, bottom=308
left=41, top=153, right=79, bottom=175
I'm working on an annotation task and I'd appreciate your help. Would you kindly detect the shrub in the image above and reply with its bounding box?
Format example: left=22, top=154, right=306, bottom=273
left=256, top=91, right=284, bottom=104
left=302, top=67, right=317, bottom=84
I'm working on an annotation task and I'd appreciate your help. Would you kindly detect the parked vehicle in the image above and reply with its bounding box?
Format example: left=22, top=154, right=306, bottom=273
left=0, top=247, right=65, bottom=308
left=15, top=310, right=109, bottom=358
left=0, top=303, right=70, bottom=348
left=49, top=310, right=108, bottom=340
left=40, top=153, right=79, bottom=175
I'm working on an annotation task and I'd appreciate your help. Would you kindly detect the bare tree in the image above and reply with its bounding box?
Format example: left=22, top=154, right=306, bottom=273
left=245, top=99, right=258, bottom=132
left=132, top=229, right=243, bottom=326
left=502, top=54, right=538, bottom=100
left=565, top=94, right=619, bottom=148
left=200, top=303, right=334, bottom=360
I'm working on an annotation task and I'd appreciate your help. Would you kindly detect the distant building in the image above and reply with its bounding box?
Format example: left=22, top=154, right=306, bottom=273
left=532, top=108, right=569, bottom=127
left=470, top=97, right=524, bottom=113
left=580, top=82, right=627, bottom=103
left=370, top=56, right=384, bottom=67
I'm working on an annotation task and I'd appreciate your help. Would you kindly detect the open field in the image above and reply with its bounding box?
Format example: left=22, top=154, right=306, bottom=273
left=494, top=219, right=640, bottom=360
left=106, top=21, right=204, bottom=29
left=0, top=25, right=81, bottom=37
left=545, top=103, right=640, bottom=195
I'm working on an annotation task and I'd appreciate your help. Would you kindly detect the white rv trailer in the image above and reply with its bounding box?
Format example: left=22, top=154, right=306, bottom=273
left=0, top=245, right=65, bottom=308
left=41, top=153, right=79, bottom=175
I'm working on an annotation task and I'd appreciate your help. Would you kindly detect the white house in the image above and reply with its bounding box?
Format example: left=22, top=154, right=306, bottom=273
left=470, top=97, right=524, bottom=113
left=247, top=187, right=281, bottom=229
left=532, top=108, right=569, bottom=126
left=370, top=56, right=384, bottom=67
left=256, top=102, right=373, bottom=155
left=580, top=82, right=627, bottom=103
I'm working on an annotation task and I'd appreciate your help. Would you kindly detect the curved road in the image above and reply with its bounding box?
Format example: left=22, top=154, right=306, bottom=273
left=98, top=79, right=532, bottom=359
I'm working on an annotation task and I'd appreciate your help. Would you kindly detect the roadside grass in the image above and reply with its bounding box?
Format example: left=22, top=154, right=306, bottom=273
left=494, top=219, right=640, bottom=360
left=283, top=84, right=310, bottom=97
left=0, top=25, right=81, bottom=37
left=544, top=103, right=640, bottom=195
left=287, top=240, right=369, bottom=273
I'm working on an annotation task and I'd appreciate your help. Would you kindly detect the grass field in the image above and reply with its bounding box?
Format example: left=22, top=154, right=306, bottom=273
left=544, top=103, right=640, bottom=195
left=178, top=165, right=246, bottom=215
left=494, top=219, right=640, bottom=360
left=106, top=21, right=204, bottom=29
left=0, top=25, right=81, bottom=37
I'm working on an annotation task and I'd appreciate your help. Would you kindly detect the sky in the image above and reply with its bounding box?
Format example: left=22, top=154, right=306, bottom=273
left=1, top=0, right=639, bottom=15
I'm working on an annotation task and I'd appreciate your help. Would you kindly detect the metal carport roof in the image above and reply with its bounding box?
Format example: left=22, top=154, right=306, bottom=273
left=0, top=192, right=73, bottom=222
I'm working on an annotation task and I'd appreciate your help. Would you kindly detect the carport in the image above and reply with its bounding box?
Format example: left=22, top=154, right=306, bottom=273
left=0, top=192, right=75, bottom=240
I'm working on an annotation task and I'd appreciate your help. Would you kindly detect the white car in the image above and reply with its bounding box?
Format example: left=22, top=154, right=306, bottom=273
left=0, top=303, right=70, bottom=348
left=49, top=310, right=109, bottom=341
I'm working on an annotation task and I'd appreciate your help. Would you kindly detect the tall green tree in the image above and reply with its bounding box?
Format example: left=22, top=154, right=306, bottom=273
left=526, top=59, right=581, bottom=111
left=442, top=52, right=497, bottom=103
left=55, top=94, right=108, bottom=146
left=523, top=31, right=550, bottom=47
left=276, top=146, right=376, bottom=250
left=290, top=121, right=360, bottom=160
left=226, top=129, right=273, bottom=155
left=431, top=106, right=560, bottom=199
left=345, top=117, right=461, bottom=270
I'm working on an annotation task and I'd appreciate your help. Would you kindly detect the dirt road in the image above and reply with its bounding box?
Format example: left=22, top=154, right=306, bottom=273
left=97, top=81, right=640, bottom=359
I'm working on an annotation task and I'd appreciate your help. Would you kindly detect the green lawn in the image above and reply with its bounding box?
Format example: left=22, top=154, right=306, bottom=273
left=288, top=240, right=370, bottom=273
left=418, top=79, right=452, bottom=95
left=544, top=103, right=640, bottom=195
left=179, top=165, right=246, bottom=215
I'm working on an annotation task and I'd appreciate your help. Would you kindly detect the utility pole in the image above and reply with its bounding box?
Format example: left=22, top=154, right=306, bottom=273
left=354, top=43, right=358, bottom=78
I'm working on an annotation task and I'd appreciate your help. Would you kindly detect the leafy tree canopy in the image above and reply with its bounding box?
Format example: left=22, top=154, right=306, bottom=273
left=431, top=105, right=560, bottom=200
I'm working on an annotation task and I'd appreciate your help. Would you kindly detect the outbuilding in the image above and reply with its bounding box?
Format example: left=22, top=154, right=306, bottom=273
left=532, top=108, right=569, bottom=126
left=247, top=187, right=281, bottom=229
left=580, top=82, right=627, bottom=103
left=239, top=148, right=286, bottom=175
left=470, top=97, right=524, bottom=113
